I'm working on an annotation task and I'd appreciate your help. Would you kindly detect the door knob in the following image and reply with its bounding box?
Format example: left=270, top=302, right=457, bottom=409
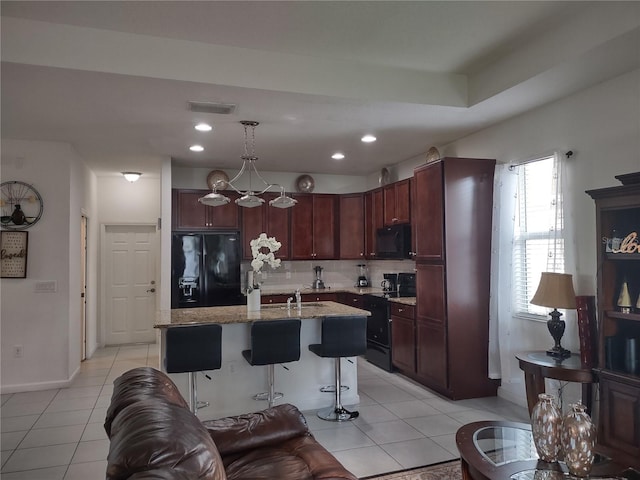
left=146, top=288, right=156, bottom=293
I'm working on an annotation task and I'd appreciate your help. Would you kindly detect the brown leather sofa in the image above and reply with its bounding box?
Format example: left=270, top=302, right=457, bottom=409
left=104, top=366, right=358, bottom=480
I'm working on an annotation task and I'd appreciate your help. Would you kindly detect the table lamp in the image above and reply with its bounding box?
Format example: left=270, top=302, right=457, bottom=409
left=530, top=272, right=577, bottom=359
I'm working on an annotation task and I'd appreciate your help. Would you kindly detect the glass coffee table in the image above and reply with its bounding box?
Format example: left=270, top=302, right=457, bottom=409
left=456, top=421, right=635, bottom=480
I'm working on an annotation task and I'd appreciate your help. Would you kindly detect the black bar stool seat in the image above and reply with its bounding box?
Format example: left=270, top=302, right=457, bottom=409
left=242, top=319, right=301, bottom=407
left=308, top=315, right=367, bottom=421
left=165, top=324, right=222, bottom=416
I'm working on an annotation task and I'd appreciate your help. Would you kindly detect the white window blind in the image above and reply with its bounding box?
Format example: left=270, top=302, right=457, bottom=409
left=512, top=155, right=565, bottom=318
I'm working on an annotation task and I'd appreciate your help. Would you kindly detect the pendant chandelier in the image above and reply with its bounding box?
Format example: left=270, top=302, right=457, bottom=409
left=199, top=121, right=297, bottom=209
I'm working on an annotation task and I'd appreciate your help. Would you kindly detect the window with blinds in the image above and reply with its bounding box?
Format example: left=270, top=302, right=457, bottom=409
left=512, top=155, right=565, bottom=318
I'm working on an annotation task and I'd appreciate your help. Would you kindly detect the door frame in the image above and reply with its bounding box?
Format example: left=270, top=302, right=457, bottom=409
left=80, top=213, right=88, bottom=360
left=99, top=223, right=159, bottom=347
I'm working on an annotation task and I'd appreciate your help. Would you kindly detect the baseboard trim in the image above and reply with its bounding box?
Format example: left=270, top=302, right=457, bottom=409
left=1, top=365, right=81, bottom=394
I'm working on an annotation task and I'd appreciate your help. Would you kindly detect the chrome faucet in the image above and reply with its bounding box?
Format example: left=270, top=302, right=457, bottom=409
left=287, top=297, right=293, bottom=310
left=295, top=289, right=302, bottom=310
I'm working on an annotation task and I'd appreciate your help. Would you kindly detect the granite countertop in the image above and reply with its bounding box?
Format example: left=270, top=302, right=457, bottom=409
left=156, top=301, right=371, bottom=328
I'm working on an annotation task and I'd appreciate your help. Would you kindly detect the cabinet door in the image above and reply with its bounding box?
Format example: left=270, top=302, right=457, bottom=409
left=392, top=315, right=415, bottom=372
left=394, top=179, right=411, bottom=224
left=383, top=184, right=397, bottom=226
left=599, top=375, right=640, bottom=462
left=241, top=203, right=265, bottom=260
left=416, top=263, right=446, bottom=324
left=208, top=191, right=240, bottom=229
left=416, top=321, right=447, bottom=388
left=312, top=194, right=338, bottom=259
left=290, top=195, right=314, bottom=260
left=414, top=163, right=444, bottom=260
left=174, top=190, right=209, bottom=229
left=366, top=189, right=384, bottom=259
left=264, top=193, right=290, bottom=260
left=339, top=193, right=365, bottom=259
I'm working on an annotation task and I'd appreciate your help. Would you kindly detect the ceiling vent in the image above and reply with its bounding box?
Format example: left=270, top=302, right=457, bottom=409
left=187, top=101, right=237, bottom=115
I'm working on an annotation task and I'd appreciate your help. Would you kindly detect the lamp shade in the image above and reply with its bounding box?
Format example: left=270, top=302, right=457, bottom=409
left=530, top=272, right=577, bottom=309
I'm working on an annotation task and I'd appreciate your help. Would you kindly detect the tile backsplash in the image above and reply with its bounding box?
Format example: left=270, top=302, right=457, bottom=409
left=243, top=259, right=415, bottom=294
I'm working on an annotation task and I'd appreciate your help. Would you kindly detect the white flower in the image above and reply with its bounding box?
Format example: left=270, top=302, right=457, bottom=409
left=249, top=233, right=282, bottom=274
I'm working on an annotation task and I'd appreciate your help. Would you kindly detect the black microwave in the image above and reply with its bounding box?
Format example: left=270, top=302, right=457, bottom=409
left=376, top=224, right=412, bottom=259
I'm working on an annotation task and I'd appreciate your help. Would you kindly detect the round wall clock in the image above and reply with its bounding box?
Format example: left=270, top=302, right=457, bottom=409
left=0, top=181, right=44, bottom=230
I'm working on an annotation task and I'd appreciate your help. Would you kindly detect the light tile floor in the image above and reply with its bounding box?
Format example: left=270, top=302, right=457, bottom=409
left=1, top=344, right=529, bottom=479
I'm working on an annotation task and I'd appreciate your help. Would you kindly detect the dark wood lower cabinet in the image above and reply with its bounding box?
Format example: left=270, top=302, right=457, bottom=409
left=416, top=321, right=447, bottom=389
left=391, top=313, right=415, bottom=373
left=598, top=371, right=640, bottom=466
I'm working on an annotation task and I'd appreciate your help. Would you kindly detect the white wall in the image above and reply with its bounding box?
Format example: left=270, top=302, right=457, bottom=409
left=97, top=176, right=161, bottom=224
left=1, top=139, right=97, bottom=391
left=427, top=69, right=640, bottom=406
left=172, top=166, right=368, bottom=194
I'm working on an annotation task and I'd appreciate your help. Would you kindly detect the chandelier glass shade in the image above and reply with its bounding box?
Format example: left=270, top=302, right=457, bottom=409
left=199, top=121, right=297, bottom=209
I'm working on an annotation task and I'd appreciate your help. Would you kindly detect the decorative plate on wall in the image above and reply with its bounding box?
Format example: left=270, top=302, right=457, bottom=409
left=206, top=170, right=229, bottom=190
left=0, top=181, right=43, bottom=230
left=296, top=174, right=315, bottom=193
left=425, top=146, right=441, bottom=163
left=379, top=167, right=391, bottom=186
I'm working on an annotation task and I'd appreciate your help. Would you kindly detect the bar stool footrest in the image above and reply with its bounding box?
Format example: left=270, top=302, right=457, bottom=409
left=320, top=385, right=349, bottom=393
left=317, top=406, right=359, bottom=422
left=253, top=392, right=284, bottom=402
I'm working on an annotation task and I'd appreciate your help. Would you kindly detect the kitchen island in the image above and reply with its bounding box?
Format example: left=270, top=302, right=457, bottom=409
left=155, top=301, right=370, bottom=420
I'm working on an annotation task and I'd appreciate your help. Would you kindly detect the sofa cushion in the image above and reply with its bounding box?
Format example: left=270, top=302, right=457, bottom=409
left=104, top=366, right=188, bottom=437
left=107, top=399, right=226, bottom=480
left=203, top=403, right=310, bottom=457
left=223, top=435, right=357, bottom=480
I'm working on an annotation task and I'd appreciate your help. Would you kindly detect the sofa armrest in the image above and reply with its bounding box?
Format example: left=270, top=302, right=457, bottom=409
left=203, top=403, right=310, bottom=456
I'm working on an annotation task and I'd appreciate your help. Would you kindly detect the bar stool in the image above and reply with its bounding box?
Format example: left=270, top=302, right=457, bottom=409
left=308, top=315, right=367, bottom=421
left=242, top=319, right=301, bottom=407
left=165, top=324, right=222, bottom=416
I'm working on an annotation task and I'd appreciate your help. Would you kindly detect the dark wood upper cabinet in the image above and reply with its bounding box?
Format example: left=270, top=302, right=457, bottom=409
left=339, top=193, right=365, bottom=259
left=365, top=188, right=384, bottom=259
left=290, top=194, right=338, bottom=260
left=241, top=202, right=264, bottom=260
left=383, top=179, right=411, bottom=226
left=173, top=189, right=240, bottom=230
left=264, top=193, right=291, bottom=260
left=414, top=163, right=444, bottom=260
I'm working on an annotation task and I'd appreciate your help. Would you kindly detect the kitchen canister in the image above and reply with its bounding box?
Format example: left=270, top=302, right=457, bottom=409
left=561, top=403, right=596, bottom=477
left=531, top=393, right=562, bottom=462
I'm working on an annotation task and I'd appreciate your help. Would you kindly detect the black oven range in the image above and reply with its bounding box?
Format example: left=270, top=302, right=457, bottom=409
left=363, top=272, right=415, bottom=372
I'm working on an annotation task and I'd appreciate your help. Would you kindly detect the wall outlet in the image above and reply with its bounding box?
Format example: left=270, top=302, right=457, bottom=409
left=14, top=345, right=23, bottom=358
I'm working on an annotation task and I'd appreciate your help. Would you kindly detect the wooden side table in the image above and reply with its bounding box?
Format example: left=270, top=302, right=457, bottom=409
left=515, top=351, right=595, bottom=415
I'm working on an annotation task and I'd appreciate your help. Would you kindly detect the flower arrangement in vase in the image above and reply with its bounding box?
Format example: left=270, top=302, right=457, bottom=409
left=246, top=233, right=281, bottom=311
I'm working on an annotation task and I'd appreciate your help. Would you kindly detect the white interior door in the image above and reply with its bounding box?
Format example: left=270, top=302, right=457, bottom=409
left=105, top=225, right=157, bottom=345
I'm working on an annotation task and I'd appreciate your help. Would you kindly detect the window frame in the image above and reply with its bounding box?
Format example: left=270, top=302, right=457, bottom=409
left=512, top=154, right=565, bottom=321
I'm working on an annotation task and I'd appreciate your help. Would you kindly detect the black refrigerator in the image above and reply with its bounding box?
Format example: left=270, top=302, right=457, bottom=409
left=171, top=232, right=244, bottom=308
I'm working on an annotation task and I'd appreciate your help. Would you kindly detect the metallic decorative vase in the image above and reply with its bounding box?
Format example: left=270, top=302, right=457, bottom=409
left=531, top=393, right=562, bottom=462
left=561, top=403, right=595, bottom=477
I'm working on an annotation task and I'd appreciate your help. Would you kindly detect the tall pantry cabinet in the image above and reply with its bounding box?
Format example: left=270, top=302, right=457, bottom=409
left=413, top=157, right=499, bottom=400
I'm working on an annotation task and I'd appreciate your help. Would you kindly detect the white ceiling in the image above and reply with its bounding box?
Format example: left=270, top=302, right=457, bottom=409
left=2, top=1, right=639, bottom=178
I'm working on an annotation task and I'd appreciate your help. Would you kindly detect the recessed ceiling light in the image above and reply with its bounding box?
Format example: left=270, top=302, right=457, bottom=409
left=332, top=152, right=345, bottom=160
left=195, top=123, right=212, bottom=132
left=361, top=134, right=377, bottom=143
left=190, top=145, right=204, bottom=152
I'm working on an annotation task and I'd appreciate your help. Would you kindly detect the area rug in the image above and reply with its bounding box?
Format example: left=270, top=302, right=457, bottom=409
left=361, top=459, right=462, bottom=480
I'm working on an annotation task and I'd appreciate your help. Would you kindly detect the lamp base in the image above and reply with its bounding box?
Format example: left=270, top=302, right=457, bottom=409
left=546, top=308, right=571, bottom=359
left=547, top=346, right=571, bottom=359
